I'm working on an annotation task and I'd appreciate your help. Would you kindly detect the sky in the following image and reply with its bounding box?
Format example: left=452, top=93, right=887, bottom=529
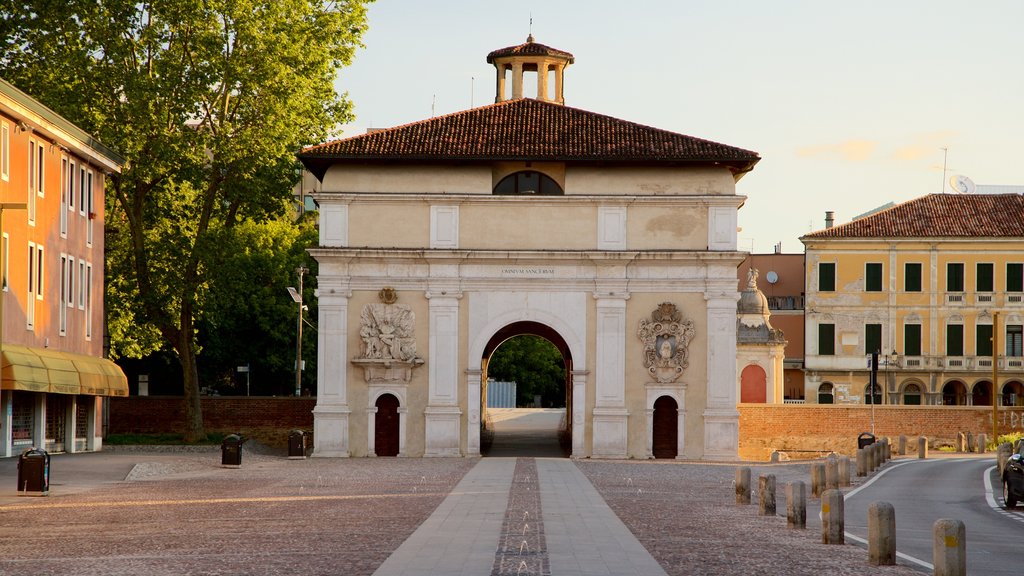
left=333, top=1, right=1024, bottom=254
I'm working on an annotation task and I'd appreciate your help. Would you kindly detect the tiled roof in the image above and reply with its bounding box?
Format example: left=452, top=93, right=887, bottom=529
left=486, top=36, right=574, bottom=63
left=298, top=99, right=760, bottom=179
left=802, top=193, right=1024, bottom=240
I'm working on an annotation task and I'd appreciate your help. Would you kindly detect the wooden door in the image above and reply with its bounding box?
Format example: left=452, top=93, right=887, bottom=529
left=375, top=394, right=400, bottom=457
left=652, top=395, right=678, bottom=459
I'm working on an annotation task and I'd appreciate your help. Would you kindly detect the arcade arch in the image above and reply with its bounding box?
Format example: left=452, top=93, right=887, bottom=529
left=739, top=364, right=767, bottom=403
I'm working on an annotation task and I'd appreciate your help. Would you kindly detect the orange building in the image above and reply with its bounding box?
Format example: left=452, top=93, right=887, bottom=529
left=0, top=78, right=127, bottom=458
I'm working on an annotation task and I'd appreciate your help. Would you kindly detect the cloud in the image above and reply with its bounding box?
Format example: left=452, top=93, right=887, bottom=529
left=890, top=131, right=958, bottom=162
left=796, top=139, right=878, bottom=162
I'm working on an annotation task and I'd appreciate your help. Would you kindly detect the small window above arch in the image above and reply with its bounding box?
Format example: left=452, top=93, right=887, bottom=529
left=493, top=171, right=563, bottom=195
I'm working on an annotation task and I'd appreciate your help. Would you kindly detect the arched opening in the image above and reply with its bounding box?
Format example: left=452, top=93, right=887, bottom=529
left=493, top=171, right=563, bottom=195
left=971, top=381, right=993, bottom=406
left=652, top=395, right=678, bottom=459
left=817, top=382, right=834, bottom=404
left=942, top=381, right=968, bottom=405
left=740, top=364, right=767, bottom=403
left=480, top=321, right=570, bottom=457
left=374, top=394, right=400, bottom=457
left=1003, top=381, right=1024, bottom=406
left=902, top=383, right=922, bottom=405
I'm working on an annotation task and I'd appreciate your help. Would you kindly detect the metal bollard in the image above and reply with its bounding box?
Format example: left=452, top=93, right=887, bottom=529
left=825, top=457, right=839, bottom=490
left=933, top=518, right=966, bottom=576
left=786, top=481, right=806, bottom=529
left=918, top=436, right=928, bottom=459
left=857, top=448, right=867, bottom=477
left=735, top=467, right=751, bottom=504
left=838, top=455, right=851, bottom=487
left=811, top=462, right=826, bottom=498
left=868, top=501, right=896, bottom=566
left=977, top=433, right=987, bottom=454
left=821, top=489, right=845, bottom=545
left=898, top=434, right=907, bottom=456
left=758, top=474, right=776, bottom=517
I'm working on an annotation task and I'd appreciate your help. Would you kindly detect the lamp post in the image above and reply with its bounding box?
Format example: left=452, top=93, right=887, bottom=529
left=0, top=203, right=27, bottom=362
left=287, top=266, right=308, bottom=397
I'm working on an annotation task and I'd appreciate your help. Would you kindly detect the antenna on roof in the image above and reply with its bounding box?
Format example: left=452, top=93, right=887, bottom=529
left=431, top=94, right=436, bottom=118
left=471, top=77, right=474, bottom=108
left=940, top=147, right=948, bottom=193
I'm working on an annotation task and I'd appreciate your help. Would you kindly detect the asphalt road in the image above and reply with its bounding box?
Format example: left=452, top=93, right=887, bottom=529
left=844, top=455, right=1024, bottom=575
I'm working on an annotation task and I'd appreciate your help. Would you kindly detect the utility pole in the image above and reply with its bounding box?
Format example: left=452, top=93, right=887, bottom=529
left=294, top=266, right=307, bottom=397
left=993, top=311, right=1000, bottom=444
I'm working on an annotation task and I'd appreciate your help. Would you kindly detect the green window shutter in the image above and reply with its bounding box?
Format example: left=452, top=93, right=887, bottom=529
left=905, top=263, right=922, bottom=292
left=866, top=263, right=882, bottom=292
left=819, top=323, right=835, bottom=355
left=819, top=263, right=835, bottom=292
left=977, top=263, right=993, bottom=292
left=947, top=263, right=964, bottom=292
left=865, top=324, right=882, bottom=354
left=1007, top=263, right=1023, bottom=292
left=977, top=324, right=993, bottom=356
left=946, top=324, right=963, bottom=357
left=904, top=324, right=922, bottom=356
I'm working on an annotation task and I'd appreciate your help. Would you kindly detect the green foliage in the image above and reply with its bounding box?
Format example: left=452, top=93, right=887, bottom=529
left=487, top=336, right=566, bottom=407
left=197, top=212, right=318, bottom=395
left=0, top=0, right=372, bottom=438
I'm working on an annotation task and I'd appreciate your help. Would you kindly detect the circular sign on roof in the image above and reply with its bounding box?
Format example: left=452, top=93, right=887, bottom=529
left=766, top=271, right=779, bottom=284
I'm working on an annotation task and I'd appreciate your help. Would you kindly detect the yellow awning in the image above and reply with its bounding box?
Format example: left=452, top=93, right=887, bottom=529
left=0, top=345, right=128, bottom=397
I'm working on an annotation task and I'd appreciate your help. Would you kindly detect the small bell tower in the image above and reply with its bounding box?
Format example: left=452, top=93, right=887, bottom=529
left=486, top=35, right=574, bottom=105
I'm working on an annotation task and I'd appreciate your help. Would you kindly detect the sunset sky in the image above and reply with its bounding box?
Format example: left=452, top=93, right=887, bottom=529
left=334, top=1, right=1023, bottom=253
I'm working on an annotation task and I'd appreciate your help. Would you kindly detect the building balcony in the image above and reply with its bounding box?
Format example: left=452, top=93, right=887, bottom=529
left=767, top=295, right=803, bottom=310
left=808, top=354, right=1024, bottom=373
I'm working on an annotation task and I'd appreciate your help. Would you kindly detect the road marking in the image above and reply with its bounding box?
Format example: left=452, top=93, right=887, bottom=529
left=843, top=460, right=932, bottom=569
left=982, top=464, right=1024, bottom=524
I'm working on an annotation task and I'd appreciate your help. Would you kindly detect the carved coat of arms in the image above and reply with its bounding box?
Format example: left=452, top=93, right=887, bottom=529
left=638, top=302, right=695, bottom=384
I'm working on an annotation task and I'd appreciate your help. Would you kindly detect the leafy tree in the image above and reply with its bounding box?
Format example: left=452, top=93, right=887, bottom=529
left=487, top=336, right=566, bottom=407
left=197, top=212, right=318, bottom=397
left=0, top=0, right=371, bottom=440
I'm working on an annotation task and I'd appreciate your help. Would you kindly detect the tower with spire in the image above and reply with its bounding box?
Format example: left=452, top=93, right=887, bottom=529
left=486, top=35, right=574, bottom=104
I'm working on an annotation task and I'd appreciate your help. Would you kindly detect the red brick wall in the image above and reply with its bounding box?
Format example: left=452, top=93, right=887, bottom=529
left=740, top=404, right=1024, bottom=460
left=109, top=397, right=315, bottom=440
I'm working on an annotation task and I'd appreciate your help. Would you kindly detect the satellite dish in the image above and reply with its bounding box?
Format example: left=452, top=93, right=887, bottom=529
left=766, top=271, right=779, bottom=284
left=950, top=175, right=976, bottom=194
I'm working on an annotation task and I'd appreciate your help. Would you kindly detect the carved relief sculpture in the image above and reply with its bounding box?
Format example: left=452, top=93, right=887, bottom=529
left=638, top=302, right=696, bottom=384
left=352, top=289, right=424, bottom=384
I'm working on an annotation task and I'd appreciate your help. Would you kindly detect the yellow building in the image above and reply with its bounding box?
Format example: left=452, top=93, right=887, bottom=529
left=801, top=194, right=1024, bottom=406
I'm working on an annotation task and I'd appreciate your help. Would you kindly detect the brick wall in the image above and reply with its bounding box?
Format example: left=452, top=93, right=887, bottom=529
left=109, top=397, right=315, bottom=443
left=740, top=404, right=1024, bottom=460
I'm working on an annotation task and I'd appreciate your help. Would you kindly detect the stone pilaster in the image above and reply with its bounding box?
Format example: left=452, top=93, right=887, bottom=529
left=313, top=281, right=351, bottom=457
left=592, top=292, right=629, bottom=458
left=425, top=292, right=462, bottom=456
left=704, top=294, right=740, bottom=460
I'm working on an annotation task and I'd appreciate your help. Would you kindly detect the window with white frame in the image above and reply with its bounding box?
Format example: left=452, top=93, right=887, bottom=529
left=26, top=243, right=35, bottom=328
left=67, top=255, right=75, bottom=308
left=68, top=159, right=76, bottom=212
left=1, top=233, right=7, bottom=291
left=35, top=245, right=43, bottom=299
left=79, top=165, right=87, bottom=216
left=60, top=155, right=69, bottom=237
left=85, top=262, right=93, bottom=339
left=1, top=121, right=8, bottom=181
left=59, top=254, right=67, bottom=335
left=78, top=259, right=85, bottom=309
left=27, top=139, right=39, bottom=224
left=86, top=169, right=94, bottom=245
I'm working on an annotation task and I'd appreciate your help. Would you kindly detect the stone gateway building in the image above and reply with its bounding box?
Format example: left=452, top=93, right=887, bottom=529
left=298, top=37, right=759, bottom=459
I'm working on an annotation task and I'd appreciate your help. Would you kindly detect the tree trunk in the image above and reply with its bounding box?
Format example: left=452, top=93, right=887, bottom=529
left=177, top=324, right=205, bottom=443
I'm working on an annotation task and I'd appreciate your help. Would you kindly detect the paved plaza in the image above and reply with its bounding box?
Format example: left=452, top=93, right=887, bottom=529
left=0, top=413, right=924, bottom=575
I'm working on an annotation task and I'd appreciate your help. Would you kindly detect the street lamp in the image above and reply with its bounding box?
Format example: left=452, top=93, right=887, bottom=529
left=287, top=266, right=308, bottom=397
left=0, top=203, right=27, bottom=360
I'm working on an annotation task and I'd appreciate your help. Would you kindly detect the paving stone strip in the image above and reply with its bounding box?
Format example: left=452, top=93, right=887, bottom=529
left=492, top=458, right=551, bottom=576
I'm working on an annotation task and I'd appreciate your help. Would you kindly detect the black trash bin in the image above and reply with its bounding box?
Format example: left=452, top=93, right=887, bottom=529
left=288, top=430, right=307, bottom=460
left=17, top=448, right=50, bottom=496
left=858, top=432, right=876, bottom=450
left=221, top=434, right=245, bottom=468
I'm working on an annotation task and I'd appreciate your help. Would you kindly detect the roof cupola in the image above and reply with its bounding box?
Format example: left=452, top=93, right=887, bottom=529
left=486, top=36, right=574, bottom=105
